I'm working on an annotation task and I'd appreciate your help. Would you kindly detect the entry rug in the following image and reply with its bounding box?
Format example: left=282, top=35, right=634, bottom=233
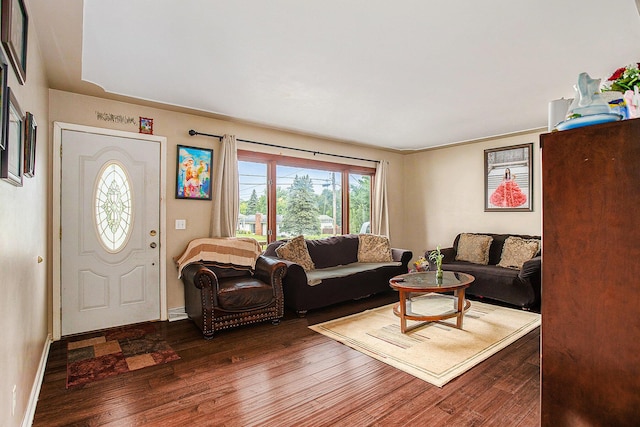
left=66, top=323, right=180, bottom=388
left=310, top=294, right=540, bottom=387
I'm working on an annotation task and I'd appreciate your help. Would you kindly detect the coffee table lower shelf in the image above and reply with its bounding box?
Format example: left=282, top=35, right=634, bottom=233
left=392, top=294, right=471, bottom=333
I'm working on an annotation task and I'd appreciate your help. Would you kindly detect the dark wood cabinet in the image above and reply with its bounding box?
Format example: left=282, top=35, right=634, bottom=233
left=540, top=118, right=640, bottom=426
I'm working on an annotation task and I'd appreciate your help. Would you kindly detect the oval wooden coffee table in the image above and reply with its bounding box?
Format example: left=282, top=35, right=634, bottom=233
left=389, top=271, right=475, bottom=333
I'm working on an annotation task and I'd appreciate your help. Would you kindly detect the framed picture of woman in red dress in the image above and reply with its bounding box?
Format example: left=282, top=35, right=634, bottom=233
left=484, top=143, right=533, bottom=212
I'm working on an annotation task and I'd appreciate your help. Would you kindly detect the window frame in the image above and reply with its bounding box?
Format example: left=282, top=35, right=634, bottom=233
left=238, top=149, right=375, bottom=243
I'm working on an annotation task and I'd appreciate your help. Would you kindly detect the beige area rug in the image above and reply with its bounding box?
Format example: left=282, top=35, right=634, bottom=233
left=309, top=294, right=540, bottom=387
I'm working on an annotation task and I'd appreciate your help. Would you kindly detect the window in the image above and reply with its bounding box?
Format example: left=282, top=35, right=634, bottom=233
left=237, top=151, right=374, bottom=244
left=237, top=160, right=268, bottom=247
left=94, top=161, right=133, bottom=252
left=349, top=173, right=371, bottom=234
left=276, top=166, right=342, bottom=239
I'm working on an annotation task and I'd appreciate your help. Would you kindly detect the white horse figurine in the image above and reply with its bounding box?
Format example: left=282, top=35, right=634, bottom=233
left=566, top=72, right=610, bottom=118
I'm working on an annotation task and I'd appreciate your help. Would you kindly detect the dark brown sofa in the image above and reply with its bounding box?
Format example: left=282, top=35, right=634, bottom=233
left=427, top=233, right=541, bottom=309
left=264, top=234, right=412, bottom=316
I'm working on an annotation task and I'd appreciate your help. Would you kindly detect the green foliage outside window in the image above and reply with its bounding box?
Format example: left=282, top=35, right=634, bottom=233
left=237, top=158, right=372, bottom=242
left=349, top=175, right=371, bottom=233
left=280, top=175, right=321, bottom=236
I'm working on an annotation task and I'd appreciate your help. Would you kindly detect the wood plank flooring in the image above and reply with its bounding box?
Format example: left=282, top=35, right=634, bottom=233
left=33, top=293, right=540, bottom=426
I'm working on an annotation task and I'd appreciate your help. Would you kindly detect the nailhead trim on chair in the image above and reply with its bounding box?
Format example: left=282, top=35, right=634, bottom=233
left=213, top=306, right=281, bottom=331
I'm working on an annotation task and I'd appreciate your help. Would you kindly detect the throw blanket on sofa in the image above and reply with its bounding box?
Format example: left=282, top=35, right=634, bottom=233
left=175, top=237, right=262, bottom=278
left=305, top=261, right=402, bottom=286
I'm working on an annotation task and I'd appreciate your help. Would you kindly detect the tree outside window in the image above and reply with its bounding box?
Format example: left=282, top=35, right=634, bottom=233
left=236, top=151, right=373, bottom=244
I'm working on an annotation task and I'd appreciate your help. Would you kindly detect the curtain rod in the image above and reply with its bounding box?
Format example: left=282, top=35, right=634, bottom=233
left=188, top=129, right=380, bottom=164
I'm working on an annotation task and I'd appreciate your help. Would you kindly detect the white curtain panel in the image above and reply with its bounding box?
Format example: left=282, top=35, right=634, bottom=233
left=210, top=134, right=239, bottom=237
left=372, top=160, right=389, bottom=236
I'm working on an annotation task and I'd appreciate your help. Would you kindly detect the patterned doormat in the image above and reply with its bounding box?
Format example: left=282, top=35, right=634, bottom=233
left=66, top=323, right=180, bottom=388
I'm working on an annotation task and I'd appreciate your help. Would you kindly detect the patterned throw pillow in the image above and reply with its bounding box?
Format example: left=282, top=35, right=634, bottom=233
left=497, top=236, right=540, bottom=270
left=357, top=234, right=393, bottom=263
left=275, top=235, right=315, bottom=271
left=455, top=233, right=493, bottom=265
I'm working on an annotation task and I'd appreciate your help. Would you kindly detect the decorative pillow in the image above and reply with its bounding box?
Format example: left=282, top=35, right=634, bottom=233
left=358, top=234, right=393, bottom=263
left=275, top=235, right=315, bottom=271
left=307, top=235, right=359, bottom=269
left=455, top=233, right=493, bottom=265
left=498, top=236, right=540, bottom=270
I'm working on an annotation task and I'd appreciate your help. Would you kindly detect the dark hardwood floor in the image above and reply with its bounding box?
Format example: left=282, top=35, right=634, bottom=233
left=33, top=293, right=540, bottom=426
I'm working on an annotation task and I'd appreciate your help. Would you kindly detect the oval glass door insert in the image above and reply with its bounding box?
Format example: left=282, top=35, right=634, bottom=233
left=94, top=161, right=133, bottom=252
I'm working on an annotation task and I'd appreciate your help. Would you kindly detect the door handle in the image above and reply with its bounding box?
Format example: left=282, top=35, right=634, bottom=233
left=150, top=242, right=157, bottom=249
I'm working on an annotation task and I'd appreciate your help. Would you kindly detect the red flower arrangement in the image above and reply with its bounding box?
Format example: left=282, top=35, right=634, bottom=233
left=602, top=63, right=640, bottom=92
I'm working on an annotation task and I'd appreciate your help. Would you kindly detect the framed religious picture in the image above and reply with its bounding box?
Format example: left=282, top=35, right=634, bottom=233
left=175, top=144, right=212, bottom=200
left=0, top=88, right=24, bottom=185
left=23, top=111, right=35, bottom=177
left=139, top=117, right=153, bottom=134
left=484, top=143, right=533, bottom=212
left=1, top=0, right=28, bottom=85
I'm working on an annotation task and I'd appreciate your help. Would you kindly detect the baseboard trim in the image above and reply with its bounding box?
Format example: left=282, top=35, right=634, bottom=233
left=168, top=306, right=187, bottom=322
left=23, top=333, right=52, bottom=427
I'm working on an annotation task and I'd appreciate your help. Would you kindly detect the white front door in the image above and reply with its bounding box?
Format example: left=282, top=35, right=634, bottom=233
left=61, top=128, right=161, bottom=336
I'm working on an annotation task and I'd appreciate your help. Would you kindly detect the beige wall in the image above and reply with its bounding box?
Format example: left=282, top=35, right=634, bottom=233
left=0, top=19, right=50, bottom=427
left=48, top=90, right=407, bottom=311
left=401, top=131, right=543, bottom=260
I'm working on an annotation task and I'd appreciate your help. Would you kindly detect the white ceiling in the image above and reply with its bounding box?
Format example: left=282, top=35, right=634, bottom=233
left=31, top=0, right=640, bottom=150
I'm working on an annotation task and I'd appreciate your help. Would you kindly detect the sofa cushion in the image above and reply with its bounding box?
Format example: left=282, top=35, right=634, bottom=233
left=358, top=234, right=393, bottom=262
left=443, top=260, right=520, bottom=281
left=498, top=236, right=540, bottom=270
left=276, top=235, right=315, bottom=271
left=455, top=233, right=493, bottom=265
left=305, top=261, right=402, bottom=286
left=307, top=234, right=359, bottom=269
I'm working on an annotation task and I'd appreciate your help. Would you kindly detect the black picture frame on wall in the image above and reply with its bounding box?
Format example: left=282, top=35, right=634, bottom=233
left=484, top=143, right=533, bottom=212
left=0, top=87, right=24, bottom=185
left=23, top=111, right=35, bottom=177
left=0, top=49, right=8, bottom=150
left=1, top=0, right=28, bottom=85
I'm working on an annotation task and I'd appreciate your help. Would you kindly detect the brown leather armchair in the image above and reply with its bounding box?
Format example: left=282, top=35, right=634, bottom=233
left=181, top=256, right=287, bottom=339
